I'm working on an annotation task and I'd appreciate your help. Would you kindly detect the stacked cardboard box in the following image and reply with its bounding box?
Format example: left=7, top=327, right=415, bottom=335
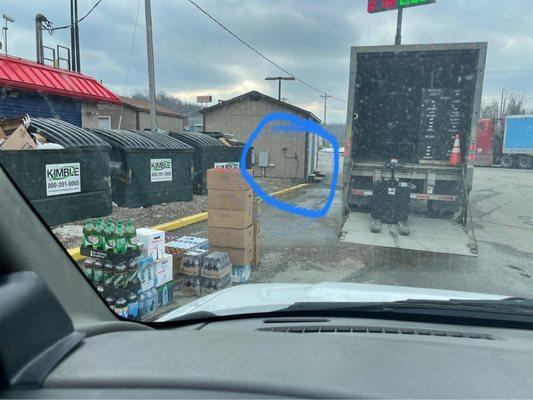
left=207, top=168, right=260, bottom=286
left=207, top=169, right=255, bottom=269
left=136, top=228, right=174, bottom=309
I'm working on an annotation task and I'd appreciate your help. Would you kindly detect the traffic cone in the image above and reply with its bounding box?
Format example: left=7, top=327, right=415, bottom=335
left=449, top=134, right=461, bottom=166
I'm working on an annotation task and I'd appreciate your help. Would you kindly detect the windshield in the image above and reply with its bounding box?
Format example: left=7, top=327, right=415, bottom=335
left=0, top=0, right=531, bottom=324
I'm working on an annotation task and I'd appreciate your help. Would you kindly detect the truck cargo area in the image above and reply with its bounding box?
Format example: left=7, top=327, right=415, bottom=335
left=341, top=43, right=486, bottom=257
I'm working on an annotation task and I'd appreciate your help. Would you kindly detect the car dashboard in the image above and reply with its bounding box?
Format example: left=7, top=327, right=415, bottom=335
left=5, top=316, right=533, bottom=399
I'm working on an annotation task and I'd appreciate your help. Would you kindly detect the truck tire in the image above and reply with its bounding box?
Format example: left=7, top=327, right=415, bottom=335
left=517, top=156, right=531, bottom=169
left=500, top=155, right=514, bottom=169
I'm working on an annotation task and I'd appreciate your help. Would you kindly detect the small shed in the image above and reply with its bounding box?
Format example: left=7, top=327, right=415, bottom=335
left=97, top=97, right=185, bottom=132
left=200, top=90, right=320, bottom=179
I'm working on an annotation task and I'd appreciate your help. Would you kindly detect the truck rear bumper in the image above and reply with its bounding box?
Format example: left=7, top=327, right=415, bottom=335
left=351, top=189, right=458, bottom=202
left=340, top=212, right=476, bottom=257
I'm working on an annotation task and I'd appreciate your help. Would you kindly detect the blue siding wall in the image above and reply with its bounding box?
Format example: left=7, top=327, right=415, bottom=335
left=0, top=89, right=82, bottom=126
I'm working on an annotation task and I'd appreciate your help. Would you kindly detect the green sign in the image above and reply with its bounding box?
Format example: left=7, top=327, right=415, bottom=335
left=368, top=0, right=436, bottom=13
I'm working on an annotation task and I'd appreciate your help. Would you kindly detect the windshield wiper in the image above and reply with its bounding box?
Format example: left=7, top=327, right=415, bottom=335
left=161, top=297, right=533, bottom=327
left=281, top=297, right=533, bottom=315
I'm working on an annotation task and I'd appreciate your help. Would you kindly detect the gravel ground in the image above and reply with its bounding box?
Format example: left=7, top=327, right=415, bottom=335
left=53, top=195, right=207, bottom=249
left=52, top=178, right=304, bottom=250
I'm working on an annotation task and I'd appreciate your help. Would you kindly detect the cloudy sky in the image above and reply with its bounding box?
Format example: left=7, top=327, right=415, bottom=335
left=2, top=0, right=533, bottom=122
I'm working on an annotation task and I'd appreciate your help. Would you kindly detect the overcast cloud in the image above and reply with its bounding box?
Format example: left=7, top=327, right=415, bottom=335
left=2, top=0, right=533, bottom=122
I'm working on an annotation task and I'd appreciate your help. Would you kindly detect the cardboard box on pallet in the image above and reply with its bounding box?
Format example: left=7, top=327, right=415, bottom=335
left=207, top=189, right=253, bottom=211
left=207, top=167, right=256, bottom=268
left=137, top=228, right=165, bottom=261
left=208, top=225, right=253, bottom=249
left=155, top=254, right=173, bottom=286
left=208, top=209, right=252, bottom=230
left=210, top=245, right=254, bottom=266
left=207, top=168, right=252, bottom=191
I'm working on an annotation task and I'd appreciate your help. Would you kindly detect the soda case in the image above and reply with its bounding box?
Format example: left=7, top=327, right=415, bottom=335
left=180, top=249, right=208, bottom=276
left=82, top=256, right=142, bottom=321
left=81, top=218, right=141, bottom=260
left=181, top=275, right=201, bottom=296
left=156, top=280, right=175, bottom=307
left=201, top=274, right=231, bottom=295
left=201, top=251, right=232, bottom=279
left=200, top=251, right=232, bottom=294
left=165, top=232, right=180, bottom=243
left=137, top=254, right=156, bottom=292
left=138, top=287, right=158, bottom=318
left=174, top=236, right=208, bottom=249
left=231, top=265, right=251, bottom=284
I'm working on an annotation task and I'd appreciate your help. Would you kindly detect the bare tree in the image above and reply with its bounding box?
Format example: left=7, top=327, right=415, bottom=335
left=481, top=90, right=528, bottom=119
left=504, top=90, right=527, bottom=116
left=481, top=100, right=499, bottom=120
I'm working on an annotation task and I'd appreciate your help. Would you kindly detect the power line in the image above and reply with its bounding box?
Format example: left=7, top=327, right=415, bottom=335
left=186, top=0, right=346, bottom=103
left=49, top=0, right=103, bottom=32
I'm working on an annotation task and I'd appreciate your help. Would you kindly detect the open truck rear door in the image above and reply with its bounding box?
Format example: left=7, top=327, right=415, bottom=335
left=340, top=42, right=487, bottom=257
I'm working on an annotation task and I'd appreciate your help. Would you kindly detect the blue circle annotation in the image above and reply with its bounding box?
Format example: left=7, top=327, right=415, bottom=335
left=239, top=112, right=339, bottom=218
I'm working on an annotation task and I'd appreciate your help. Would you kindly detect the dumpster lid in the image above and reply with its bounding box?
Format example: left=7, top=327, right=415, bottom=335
left=168, top=130, right=224, bottom=148
left=90, top=129, right=193, bottom=151
left=29, top=118, right=110, bottom=148
left=134, top=130, right=194, bottom=151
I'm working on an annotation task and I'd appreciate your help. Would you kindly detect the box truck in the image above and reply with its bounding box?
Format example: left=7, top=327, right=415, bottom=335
left=340, top=42, right=487, bottom=256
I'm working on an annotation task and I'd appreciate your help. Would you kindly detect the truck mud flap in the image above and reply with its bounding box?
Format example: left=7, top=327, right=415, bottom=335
left=340, top=212, right=477, bottom=257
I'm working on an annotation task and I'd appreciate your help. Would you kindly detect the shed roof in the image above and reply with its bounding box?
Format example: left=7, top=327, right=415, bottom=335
left=200, top=90, right=321, bottom=123
left=0, top=55, right=120, bottom=104
left=120, top=97, right=185, bottom=118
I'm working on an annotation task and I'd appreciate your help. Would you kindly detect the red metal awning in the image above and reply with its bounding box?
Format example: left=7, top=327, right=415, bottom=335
left=0, top=55, right=120, bottom=104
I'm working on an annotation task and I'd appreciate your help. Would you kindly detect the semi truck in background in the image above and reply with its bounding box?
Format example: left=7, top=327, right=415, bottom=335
left=473, top=118, right=502, bottom=167
left=474, top=116, right=533, bottom=169
left=499, top=115, right=533, bottom=169
left=340, top=42, right=487, bottom=256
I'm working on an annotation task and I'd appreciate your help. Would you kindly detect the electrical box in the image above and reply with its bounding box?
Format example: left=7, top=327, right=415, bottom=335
left=258, top=151, right=269, bottom=167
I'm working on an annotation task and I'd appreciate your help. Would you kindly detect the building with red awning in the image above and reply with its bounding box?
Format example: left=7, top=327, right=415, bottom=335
left=0, top=55, right=119, bottom=128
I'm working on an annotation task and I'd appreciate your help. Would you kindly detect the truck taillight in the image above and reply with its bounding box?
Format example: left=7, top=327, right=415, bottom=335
left=344, top=139, right=350, bottom=157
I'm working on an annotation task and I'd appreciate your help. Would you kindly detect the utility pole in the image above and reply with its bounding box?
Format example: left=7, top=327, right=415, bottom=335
left=35, top=14, right=45, bottom=64
left=394, top=8, right=403, bottom=45
left=144, top=0, right=158, bottom=133
left=499, top=89, right=506, bottom=120
left=2, top=14, right=15, bottom=56
left=70, top=0, right=77, bottom=71
left=265, top=76, right=295, bottom=100
left=74, top=0, right=80, bottom=71
left=320, top=93, right=332, bottom=125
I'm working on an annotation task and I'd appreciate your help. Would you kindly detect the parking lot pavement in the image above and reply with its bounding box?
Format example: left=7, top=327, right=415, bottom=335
left=173, top=164, right=533, bottom=300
